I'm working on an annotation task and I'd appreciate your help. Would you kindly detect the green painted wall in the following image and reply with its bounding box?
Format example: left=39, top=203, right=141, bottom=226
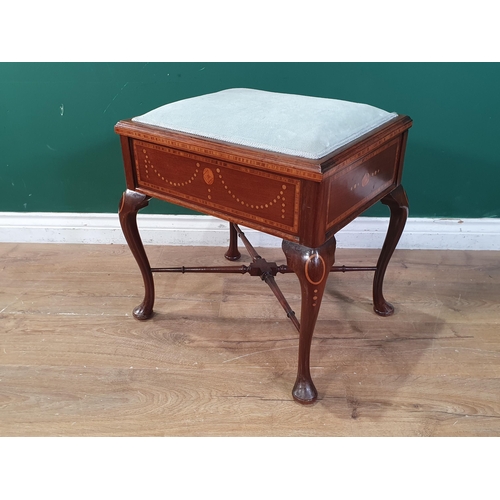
left=1, top=63, right=499, bottom=218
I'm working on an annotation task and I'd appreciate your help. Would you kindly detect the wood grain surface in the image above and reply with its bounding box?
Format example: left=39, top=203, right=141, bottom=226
left=1, top=242, right=499, bottom=436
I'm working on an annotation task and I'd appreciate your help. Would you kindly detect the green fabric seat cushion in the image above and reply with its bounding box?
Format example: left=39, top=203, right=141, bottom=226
left=132, top=88, right=398, bottom=160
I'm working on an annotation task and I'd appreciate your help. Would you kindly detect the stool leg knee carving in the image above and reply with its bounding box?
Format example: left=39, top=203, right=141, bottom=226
left=373, top=185, right=409, bottom=316
left=119, top=189, right=155, bottom=320
left=282, top=236, right=337, bottom=404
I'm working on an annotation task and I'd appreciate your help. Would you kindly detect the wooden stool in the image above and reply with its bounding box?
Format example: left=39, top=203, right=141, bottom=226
left=115, top=88, right=412, bottom=404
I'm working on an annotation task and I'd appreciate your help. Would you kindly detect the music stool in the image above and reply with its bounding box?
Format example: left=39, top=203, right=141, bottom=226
left=115, top=88, right=412, bottom=404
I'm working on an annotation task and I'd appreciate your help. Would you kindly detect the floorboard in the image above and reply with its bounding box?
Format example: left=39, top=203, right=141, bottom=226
left=1, top=243, right=499, bottom=436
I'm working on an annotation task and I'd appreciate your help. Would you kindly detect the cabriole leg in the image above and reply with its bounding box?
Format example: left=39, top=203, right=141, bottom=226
left=282, top=236, right=337, bottom=404
left=373, top=185, right=409, bottom=316
left=119, top=189, right=155, bottom=320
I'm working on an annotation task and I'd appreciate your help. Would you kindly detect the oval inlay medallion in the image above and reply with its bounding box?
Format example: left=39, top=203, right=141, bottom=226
left=304, top=253, right=326, bottom=285
left=203, top=168, right=214, bottom=185
left=361, top=172, right=370, bottom=187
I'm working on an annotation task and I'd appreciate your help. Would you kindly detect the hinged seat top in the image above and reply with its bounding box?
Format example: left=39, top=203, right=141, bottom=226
left=131, top=88, right=398, bottom=160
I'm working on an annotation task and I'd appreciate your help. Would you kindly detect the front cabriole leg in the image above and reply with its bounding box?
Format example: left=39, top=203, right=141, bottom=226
left=373, top=184, right=409, bottom=316
left=118, top=189, right=155, bottom=320
left=282, top=236, right=336, bottom=404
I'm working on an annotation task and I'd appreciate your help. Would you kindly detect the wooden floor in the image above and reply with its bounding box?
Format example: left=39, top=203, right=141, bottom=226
left=0, top=241, right=499, bottom=436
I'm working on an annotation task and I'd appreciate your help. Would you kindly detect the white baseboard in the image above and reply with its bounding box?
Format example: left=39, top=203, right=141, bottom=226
left=0, top=212, right=499, bottom=250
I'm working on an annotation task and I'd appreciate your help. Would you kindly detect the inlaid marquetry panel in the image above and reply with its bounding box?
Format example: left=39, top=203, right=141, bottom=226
left=133, top=140, right=301, bottom=235
left=326, top=138, right=400, bottom=230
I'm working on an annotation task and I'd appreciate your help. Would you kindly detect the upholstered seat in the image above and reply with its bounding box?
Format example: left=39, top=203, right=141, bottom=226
left=132, top=88, right=397, bottom=160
